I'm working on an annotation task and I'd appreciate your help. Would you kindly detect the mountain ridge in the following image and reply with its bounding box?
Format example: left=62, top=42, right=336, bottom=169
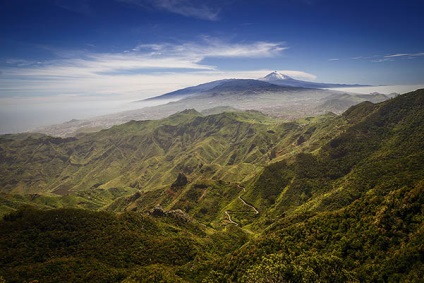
left=0, top=89, right=423, bottom=282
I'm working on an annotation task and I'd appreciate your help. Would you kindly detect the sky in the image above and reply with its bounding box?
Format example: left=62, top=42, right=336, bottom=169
left=0, top=0, right=423, bottom=103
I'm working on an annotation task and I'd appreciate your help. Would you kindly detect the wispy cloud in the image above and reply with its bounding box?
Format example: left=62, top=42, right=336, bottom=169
left=371, top=58, right=392, bottom=63
left=4, top=39, right=286, bottom=77
left=336, top=52, right=424, bottom=63
left=134, top=39, right=286, bottom=59
left=328, top=58, right=339, bottom=61
left=371, top=52, right=424, bottom=63
left=4, top=59, right=42, bottom=67
left=384, top=52, right=424, bottom=58
left=118, top=0, right=221, bottom=20
left=0, top=39, right=307, bottom=100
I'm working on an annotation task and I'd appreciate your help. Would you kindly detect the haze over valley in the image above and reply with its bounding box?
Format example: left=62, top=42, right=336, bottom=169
left=1, top=71, right=422, bottom=135
left=32, top=71, right=396, bottom=137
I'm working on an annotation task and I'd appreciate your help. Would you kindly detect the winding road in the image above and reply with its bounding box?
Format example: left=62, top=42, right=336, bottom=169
left=225, top=184, right=259, bottom=226
left=238, top=195, right=259, bottom=214
left=225, top=211, right=238, bottom=226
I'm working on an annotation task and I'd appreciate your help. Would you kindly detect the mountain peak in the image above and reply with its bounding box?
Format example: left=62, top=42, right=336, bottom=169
left=263, top=71, right=293, bottom=81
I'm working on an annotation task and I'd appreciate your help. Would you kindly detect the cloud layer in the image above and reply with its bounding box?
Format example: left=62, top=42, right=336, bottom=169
left=0, top=39, right=315, bottom=101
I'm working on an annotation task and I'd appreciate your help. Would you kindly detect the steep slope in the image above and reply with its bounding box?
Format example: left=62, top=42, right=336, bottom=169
left=0, top=109, right=341, bottom=215
left=244, top=89, right=424, bottom=219
left=0, top=89, right=423, bottom=282
left=201, top=89, right=424, bottom=282
left=0, top=206, right=248, bottom=283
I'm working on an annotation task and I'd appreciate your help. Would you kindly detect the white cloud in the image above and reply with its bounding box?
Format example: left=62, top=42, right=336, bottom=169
left=3, top=40, right=286, bottom=78
left=135, top=39, right=286, bottom=59
left=369, top=52, right=424, bottom=63
left=371, top=58, right=393, bottom=63
left=347, top=52, right=424, bottom=62
left=0, top=39, right=315, bottom=101
left=118, top=0, right=220, bottom=20
left=0, top=69, right=317, bottom=103
left=385, top=52, right=424, bottom=58
left=277, top=70, right=316, bottom=81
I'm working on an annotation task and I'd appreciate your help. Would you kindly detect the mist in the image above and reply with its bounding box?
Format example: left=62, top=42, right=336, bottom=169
left=0, top=98, right=173, bottom=135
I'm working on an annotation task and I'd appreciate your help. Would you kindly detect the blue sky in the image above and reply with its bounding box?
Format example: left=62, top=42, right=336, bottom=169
left=1, top=0, right=423, bottom=101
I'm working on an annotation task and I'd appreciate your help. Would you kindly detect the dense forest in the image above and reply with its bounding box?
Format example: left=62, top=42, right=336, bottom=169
left=0, top=89, right=423, bottom=282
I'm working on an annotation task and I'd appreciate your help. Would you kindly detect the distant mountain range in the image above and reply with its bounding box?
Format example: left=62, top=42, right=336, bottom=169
left=34, top=73, right=388, bottom=137
left=1, top=89, right=423, bottom=282
left=146, top=71, right=369, bottom=101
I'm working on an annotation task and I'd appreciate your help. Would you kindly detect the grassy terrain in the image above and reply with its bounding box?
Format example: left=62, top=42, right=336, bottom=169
left=0, top=89, right=423, bottom=282
left=0, top=108, right=338, bottom=216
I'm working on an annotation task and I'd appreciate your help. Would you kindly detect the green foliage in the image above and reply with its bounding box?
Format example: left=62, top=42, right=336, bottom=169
left=204, top=181, right=424, bottom=282
left=245, top=161, right=293, bottom=208
left=0, top=207, right=194, bottom=282
left=123, top=264, right=187, bottom=283
left=1, top=257, right=127, bottom=283
left=0, top=107, right=337, bottom=216
left=201, top=89, right=424, bottom=282
left=0, top=205, right=249, bottom=283
left=1, top=90, right=424, bottom=282
left=169, top=181, right=241, bottom=224
left=243, top=253, right=355, bottom=283
left=172, top=173, right=189, bottom=188
left=0, top=110, right=278, bottom=210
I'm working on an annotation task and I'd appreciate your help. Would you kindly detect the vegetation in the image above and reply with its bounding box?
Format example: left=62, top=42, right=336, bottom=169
left=0, top=206, right=247, bottom=282
left=0, top=89, right=423, bottom=282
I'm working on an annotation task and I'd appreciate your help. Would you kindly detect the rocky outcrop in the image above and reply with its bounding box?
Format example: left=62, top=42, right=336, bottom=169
left=171, top=173, right=188, bottom=188
left=149, top=205, right=191, bottom=222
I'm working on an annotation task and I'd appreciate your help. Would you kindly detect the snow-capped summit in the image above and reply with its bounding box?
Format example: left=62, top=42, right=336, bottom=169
left=146, top=71, right=371, bottom=101
left=262, top=71, right=293, bottom=81
left=260, top=71, right=368, bottom=89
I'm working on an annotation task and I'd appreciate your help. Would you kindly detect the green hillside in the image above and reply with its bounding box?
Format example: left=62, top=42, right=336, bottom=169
left=0, top=89, right=423, bottom=282
left=0, top=108, right=339, bottom=215
left=0, top=206, right=247, bottom=283
left=202, top=90, right=424, bottom=282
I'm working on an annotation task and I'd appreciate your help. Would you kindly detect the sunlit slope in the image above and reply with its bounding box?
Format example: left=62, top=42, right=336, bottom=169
left=241, top=89, right=424, bottom=223
left=199, top=88, right=424, bottom=282
left=129, top=89, right=424, bottom=231
left=0, top=90, right=423, bottom=282
left=0, top=108, right=339, bottom=213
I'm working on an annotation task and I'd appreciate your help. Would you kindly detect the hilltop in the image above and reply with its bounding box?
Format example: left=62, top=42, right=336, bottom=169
left=0, top=89, right=423, bottom=282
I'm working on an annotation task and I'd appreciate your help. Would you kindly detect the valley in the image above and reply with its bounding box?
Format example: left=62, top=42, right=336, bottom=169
left=34, top=72, right=390, bottom=137
left=2, top=0, right=423, bottom=281
left=0, top=89, right=423, bottom=282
